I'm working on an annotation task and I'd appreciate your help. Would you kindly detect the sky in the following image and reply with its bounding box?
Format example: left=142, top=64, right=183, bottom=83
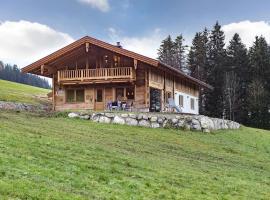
left=1, top=0, right=270, bottom=67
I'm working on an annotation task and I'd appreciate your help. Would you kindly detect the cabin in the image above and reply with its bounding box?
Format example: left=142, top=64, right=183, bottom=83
left=22, top=36, right=212, bottom=114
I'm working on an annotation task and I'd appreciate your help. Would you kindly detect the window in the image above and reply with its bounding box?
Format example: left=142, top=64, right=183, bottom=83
left=76, top=89, right=85, bottom=102
left=96, top=89, right=103, bottom=102
left=126, top=87, right=134, bottom=100
left=66, top=89, right=85, bottom=103
left=66, top=90, right=75, bottom=103
left=190, top=98, right=195, bottom=110
left=116, top=88, right=124, bottom=100
left=179, top=95, right=184, bottom=107
left=166, top=92, right=172, bottom=103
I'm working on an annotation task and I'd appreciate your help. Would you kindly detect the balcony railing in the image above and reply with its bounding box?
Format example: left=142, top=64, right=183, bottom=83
left=58, top=67, right=134, bottom=82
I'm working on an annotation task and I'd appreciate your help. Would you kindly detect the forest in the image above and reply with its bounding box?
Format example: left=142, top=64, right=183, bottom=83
left=0, top=61, right=51, bottom=89
left=157, top=22, right=270, bottom=129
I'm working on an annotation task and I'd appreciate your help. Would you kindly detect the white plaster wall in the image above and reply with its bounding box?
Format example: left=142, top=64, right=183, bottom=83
left=174, top=91, right=199, bottom=114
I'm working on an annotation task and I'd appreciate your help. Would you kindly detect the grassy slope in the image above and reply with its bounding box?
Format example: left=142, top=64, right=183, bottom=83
left=0, top=111, right=269, bottom=199
left=0, top=79, right=50, bottom=105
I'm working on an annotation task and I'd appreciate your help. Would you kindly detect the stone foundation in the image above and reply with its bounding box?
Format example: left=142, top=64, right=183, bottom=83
left=68, top=112, right=240, bottom=133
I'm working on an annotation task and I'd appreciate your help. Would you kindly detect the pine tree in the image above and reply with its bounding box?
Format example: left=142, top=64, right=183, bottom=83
left=157, top=35, right=176, bottom=67
left=247, top=36, right=270, bottom=128
left=225, top=33, right=249, bottom=123
left=174, top=34, right=187, bottom=71
left=188, top=28, right=209, bottom=114
left=204, top=22, right=227, bottom=118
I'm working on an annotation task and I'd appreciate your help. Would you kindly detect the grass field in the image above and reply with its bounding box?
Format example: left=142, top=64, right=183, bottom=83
left=0, top=111, right=269, bottom=199
left=0, top=79, right=50, bottom=105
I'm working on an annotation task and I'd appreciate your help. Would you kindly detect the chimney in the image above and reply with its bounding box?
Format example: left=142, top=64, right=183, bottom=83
left=116, top=42, right=122, bottom=48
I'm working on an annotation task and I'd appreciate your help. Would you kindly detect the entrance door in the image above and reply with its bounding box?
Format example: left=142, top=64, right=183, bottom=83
left=95, top=88, right=104, bottom=110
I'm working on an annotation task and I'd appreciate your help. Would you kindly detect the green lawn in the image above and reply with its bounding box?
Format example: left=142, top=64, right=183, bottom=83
left=0, top=79, right=50, bottom=105
left=0, top=111, right=269, bottom=199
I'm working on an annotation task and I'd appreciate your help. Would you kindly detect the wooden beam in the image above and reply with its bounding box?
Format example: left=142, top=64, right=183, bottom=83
left=41, top=65, right=44, bottom=75
left=86, top=42, right=90, bottom=52
left=134, top=59, right=137, bottom=69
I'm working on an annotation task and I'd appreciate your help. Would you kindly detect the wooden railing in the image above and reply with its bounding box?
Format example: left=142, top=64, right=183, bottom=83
left=58, top=67, right=134, bottom=82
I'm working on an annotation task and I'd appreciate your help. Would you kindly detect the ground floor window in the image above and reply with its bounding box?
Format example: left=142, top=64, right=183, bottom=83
left=190, top=98, right=195, bottom=110
left=116, top=88, right=124, bottom=100
left=165, top=92, right=172, bottom=103
left=66, top=89, right=85, bottom=103
left=126, top=87, right=134, bottom=100
left=179, top=95, right=184, bottom=107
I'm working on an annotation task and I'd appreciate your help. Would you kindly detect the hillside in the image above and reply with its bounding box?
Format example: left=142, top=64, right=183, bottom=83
left=0, top=79, right=50, bottom=105
left=0, top=111, right=269, bottom=199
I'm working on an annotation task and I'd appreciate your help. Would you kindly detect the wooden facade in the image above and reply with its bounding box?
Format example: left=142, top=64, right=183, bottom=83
left=22, top=36, right=212, bottom=113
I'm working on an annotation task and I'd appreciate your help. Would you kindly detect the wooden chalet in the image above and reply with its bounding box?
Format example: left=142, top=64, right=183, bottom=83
left=22, top=36, right=212, bottom=113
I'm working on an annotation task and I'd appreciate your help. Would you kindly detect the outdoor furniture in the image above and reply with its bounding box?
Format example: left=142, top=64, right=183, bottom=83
left=111, top=101, right=118, bottom=110
left=167, top=98, right=182, bottom=113
left=125, top=100, right=133, bottom=111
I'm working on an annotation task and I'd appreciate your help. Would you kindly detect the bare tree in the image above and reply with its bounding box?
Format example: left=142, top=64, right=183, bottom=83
left=224, top=71, right=240, bottom=121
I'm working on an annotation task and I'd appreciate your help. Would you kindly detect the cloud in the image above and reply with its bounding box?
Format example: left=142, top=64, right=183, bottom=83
left=108, top=28, right=164, bottom=59
left=222, top=20, right=270, bottom=47
left=0, top=20, right=74, bottom=67
left=78, top=0, right=110, bottom=12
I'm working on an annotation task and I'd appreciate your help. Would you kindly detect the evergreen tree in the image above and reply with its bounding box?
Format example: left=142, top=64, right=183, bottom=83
left=174, top=34, right=187, bottom=71
left=188, top=28, right=209, bottom=114
left=0, top=61, right=51, bottom=89
left=247, top=36, right=270, bottom=128
left=204, top=22, right=227, bottom=118
left=157, top=35, right=176, bottom=67
left=225, top=33, right=249, bottom=123
left=158, top=35, right=187, bottom=71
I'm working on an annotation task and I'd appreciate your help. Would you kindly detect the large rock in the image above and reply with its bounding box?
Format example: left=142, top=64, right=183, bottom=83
left=79, top=115, right=90, bottom=120
left=112, top=116, right=125, bottom=125
left=200, top=116, right=214, bottom=130
left=150, top=116, right=158, bottom=122
left=125, top=118, right=138, bottom=126
left=68, top=113, right=79, bottom=118
left=99, top=116, right=111, bottom=123
left=129, top=113, right=137, bottom=119
left=105, top=113, right=115, bottom=118
left=138, top=120, right=150, bottom=127
left=151, top=122, right=160, bottom=128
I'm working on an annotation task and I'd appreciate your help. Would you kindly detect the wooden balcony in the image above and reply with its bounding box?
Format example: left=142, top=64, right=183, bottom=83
left=58, top=67, right=134, bottom=83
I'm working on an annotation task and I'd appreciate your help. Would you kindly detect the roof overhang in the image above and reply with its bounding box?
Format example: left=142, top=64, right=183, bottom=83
left=21, top=35, right=213, bottom=90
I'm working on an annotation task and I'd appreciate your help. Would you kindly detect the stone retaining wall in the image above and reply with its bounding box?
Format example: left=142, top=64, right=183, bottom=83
left=68, top=112, right=240, bottom=133
left=0, top=101, right=50, bottom=112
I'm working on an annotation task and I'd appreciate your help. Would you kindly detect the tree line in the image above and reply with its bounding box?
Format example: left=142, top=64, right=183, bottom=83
left=0, top=61, right=51, bottom=89
left=157, top=22, right=270, bottom=129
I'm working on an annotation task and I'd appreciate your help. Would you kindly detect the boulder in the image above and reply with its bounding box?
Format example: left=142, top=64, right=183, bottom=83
left=138, top=120, right=150, bottom=127
left=112, top=116, right=125, bottom=125
left=150, top=116, right=158, bottom=122
left=125, top=118, right=138, bottom=126
left=121, top=113, right=128, bottom=118
left=129, top=113, right=137, bottom=119
left=171, top=118, right=179, bottom=124
left=79, top=115, right=90, bottom=120
left=105, top=113, right=115, bottom=118
left=151, top=122, right=160, bottom=128
left=68, top=113, right=79, bottom=118
left=99, top=116, right=111, bottom=123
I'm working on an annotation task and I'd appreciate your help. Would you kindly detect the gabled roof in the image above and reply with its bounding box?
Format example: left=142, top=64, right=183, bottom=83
left=21, top=35, right=213, bottom=89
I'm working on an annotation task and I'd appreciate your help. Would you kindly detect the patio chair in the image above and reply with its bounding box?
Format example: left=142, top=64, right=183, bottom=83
left=167, top=98, right=182, bottom=113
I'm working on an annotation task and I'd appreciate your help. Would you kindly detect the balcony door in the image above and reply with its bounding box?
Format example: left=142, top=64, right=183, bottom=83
left=95, top=88, right=104, bottom=110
